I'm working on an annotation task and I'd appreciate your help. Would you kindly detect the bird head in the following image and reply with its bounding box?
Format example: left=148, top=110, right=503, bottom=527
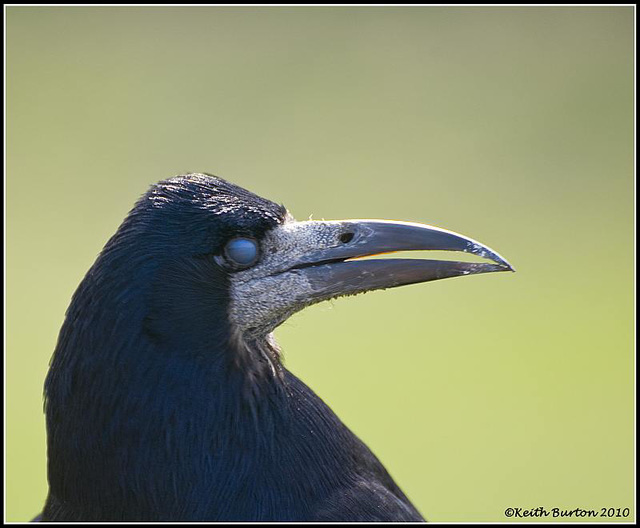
left=101, top=173, right=512, bottom=364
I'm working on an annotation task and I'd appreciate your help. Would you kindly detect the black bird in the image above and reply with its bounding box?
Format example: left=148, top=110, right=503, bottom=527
left=39, top=173, right=512, bottom=521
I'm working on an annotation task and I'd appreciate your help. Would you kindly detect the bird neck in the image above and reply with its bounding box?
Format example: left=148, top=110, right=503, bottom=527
left=44, top=250, right=295, bottom=519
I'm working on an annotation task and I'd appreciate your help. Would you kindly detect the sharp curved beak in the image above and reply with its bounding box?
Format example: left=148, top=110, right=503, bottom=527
left=283, top=219, right=514, bottom=299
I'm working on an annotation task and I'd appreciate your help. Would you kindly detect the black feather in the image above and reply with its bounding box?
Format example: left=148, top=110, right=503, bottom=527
left=40, top=173, right=424, bottom=521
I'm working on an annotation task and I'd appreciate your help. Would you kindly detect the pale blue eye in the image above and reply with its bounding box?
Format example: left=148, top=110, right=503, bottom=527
left=225, top=237, right=259, bottom=267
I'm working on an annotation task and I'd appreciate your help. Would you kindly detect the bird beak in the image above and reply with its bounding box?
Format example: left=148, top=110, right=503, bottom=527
left=229, top=219, right=514, bottom=336
left=281, top=219, right=513, bottom=297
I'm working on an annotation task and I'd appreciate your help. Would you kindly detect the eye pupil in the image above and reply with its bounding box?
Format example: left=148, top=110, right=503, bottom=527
left=225, top=238, right=259, bottom=267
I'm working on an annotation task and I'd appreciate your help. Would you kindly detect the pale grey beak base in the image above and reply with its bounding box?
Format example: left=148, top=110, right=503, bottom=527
left=228, top=218, right=513, bottom=336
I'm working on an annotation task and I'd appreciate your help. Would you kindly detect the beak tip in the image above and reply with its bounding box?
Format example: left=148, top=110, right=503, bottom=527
left=490, top=253, right=514, bottom=273
left=464, top=240, right=513, bottom=273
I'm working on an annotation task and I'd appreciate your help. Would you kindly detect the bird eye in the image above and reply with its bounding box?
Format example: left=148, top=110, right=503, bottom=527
left=223, top=237, right=260, bottom=269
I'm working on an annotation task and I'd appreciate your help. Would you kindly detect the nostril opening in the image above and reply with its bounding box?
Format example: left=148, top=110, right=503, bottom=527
left=339, top=232, right=354, bottom=244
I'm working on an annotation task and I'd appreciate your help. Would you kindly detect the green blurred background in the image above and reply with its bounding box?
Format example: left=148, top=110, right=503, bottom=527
left=6, top=6, right=634, bottom=522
